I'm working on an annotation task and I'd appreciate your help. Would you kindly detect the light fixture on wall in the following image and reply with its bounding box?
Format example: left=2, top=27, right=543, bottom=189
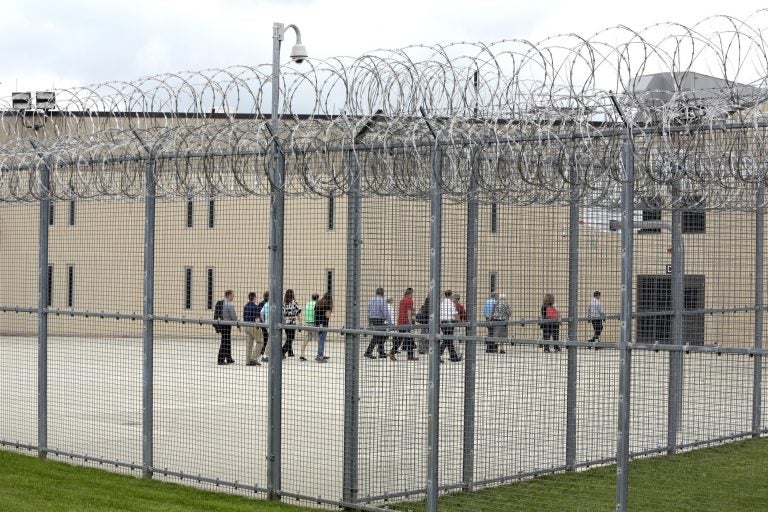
left=11, top=91, right=56, bottom=111
left=36, top=91, right=56, bottom=111
left=12, top=92, right=32, bottom=110
left=11, top=90, right=56, bottom=130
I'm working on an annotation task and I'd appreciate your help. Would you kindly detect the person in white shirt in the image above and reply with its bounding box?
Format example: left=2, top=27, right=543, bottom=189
left=364, top=287, right=389, bottom=359
left=386, top=298, right=396, bottom=326
left=588, top=290, right=605, bottom=344
left=439, top=290, right=461, bottom=362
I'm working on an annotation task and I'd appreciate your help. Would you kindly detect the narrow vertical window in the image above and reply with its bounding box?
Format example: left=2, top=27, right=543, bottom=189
left=639, top=196, right=662, bottom=234
left=491, top=202, right=498, bottom=233
left=326, top=269, right=334, bottom=296
left=47, top=265, right=53, bottom=306
left=184, top=267, right=193, bottom=310
left=682, top=195, right=706, bottom=234
left=489, top=272, right=497, bottom=294
left=208, top=199, right=215, bottom=229
left=327, top=195, right=335, bottom=230
left=186, top=200, right=194, bottom=228
left=68, top=185, right=76, bottom=226
left=67, top=265, right=74, bottom=308
left=48, top=202, right=55, bottom=226
left=206, top=268, right=214, bottom=310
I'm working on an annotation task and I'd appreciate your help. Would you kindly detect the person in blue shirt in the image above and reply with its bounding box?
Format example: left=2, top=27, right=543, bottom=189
left=260, top=294, right=272, bottom=362
left=483, top=292, right=499, bottom=351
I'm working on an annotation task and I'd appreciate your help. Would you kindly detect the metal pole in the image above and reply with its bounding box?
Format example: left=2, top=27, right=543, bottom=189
left=132, top=129, right=158, bottom=480
left=566, top=163, right=579, bottom=470
left=426, top=146, right=443, bottom=512
left=343, top=149, right=362, bottom=504
left=35, top=147, right=50, bottom=461
left=267, top=21, right=285, bottom=501
left=667, top=179, right=684, bottom=454
left=461, top=147, right=479, bottom=490
left=753, top=183, right=764, bottom=437
left=616, top=134, right=634, bottom=512
left=142, top=153, right=157, bottom=479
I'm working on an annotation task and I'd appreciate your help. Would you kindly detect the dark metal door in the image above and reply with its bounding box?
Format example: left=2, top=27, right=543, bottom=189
left=636, top=275, right=705, bottom=345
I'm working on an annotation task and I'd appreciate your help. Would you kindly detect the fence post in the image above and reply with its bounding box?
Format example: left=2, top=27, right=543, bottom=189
left=132, top=130, right=158, bottom=480
left=753, top=183, right=764, bottom=437
left=616, top=134, right=634, bottom=512
left=267, top=136, right=285, bottom=501
left=461, top=148, right=479, bottom=491
left=343, top=148, right=362, bottom=504
left=426, top=144, right=443, bottom=512
left=566, top=163, right=579, bottom=471
left=141, top=152, right=157, bottom=479
left=33, top=143, right=50, bottom=461
left=667, top=179, right=684, bottom=454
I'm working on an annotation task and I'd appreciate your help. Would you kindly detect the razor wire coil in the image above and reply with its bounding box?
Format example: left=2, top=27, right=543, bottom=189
left=1, top=12, right=768, bottom=208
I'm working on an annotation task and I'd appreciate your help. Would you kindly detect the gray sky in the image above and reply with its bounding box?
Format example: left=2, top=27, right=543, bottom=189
left=1, top=0, right=766, bottom=98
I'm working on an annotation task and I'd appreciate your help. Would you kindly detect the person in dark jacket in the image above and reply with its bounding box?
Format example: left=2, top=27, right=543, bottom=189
left=415, top=296, right=430, bottom=354
left=243, top=292, right=262, bottom=366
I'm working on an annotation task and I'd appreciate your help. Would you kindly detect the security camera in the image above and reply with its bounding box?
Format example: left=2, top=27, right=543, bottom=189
left=290, top=43, right=308, bottom=64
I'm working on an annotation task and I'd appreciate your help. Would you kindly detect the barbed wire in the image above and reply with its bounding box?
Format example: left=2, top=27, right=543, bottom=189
left=2, top=11, right=768, bottom=207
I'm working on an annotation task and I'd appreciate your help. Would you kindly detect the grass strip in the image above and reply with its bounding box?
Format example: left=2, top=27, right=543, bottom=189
left=390, top=437, right=768, bottom=512
left=0, top=450, right=314, bottom=512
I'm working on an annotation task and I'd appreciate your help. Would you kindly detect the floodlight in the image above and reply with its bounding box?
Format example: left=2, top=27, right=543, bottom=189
left=12, top=92, right=31, bottom=110
left=36, top=91, right=56, bottom=110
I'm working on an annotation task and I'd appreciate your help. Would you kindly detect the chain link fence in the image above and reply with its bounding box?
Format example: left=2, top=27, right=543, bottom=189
left=1, top=13, right=768, bottom=511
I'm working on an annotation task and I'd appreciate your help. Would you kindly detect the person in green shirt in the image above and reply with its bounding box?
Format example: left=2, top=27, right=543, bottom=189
left=300, top=293, right=319, bottom=361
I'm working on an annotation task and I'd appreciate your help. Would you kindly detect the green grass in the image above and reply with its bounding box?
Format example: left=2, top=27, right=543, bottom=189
left=0, top=450, right=314, bottom=512
left=389, top=437, right=768, bottom=512
left=2, top=438, right=767, bottom=511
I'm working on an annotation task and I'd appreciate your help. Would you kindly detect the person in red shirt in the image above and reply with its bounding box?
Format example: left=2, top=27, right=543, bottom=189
left=389, top=287, right=417, bottom=361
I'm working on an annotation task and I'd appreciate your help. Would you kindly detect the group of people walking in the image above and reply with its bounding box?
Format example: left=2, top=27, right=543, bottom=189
left=214, top=286, right=606, bottom=365
left=215, top=289, right=332, bottom=365
left=364, top=287, right=464, bottom=363
left=535, top=290, right=605, bottom=352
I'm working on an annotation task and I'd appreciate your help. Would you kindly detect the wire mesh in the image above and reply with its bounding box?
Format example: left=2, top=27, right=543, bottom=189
left=1, top=11, right=768, bottom=512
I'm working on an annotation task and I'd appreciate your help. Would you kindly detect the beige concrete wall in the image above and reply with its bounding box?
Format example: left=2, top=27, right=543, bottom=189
left=0, top=194, right=763, bottom=347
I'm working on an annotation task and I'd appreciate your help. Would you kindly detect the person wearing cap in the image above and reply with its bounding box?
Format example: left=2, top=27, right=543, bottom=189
left=588, top=290, right=605, bottom=344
